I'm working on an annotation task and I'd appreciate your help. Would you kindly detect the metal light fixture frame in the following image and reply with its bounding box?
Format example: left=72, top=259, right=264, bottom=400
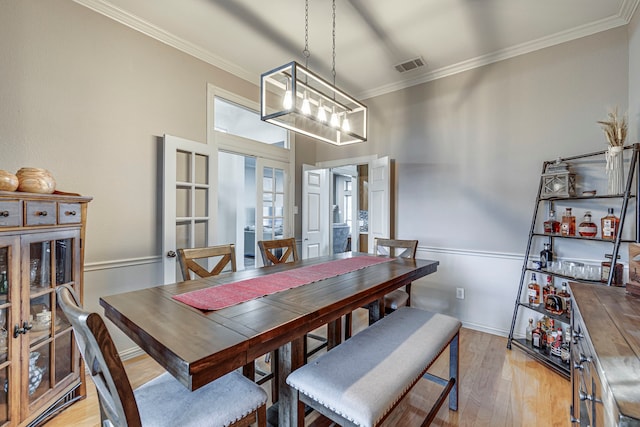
left=261, top=61, right=367, bottom=146
left=260, top=0, right=367, bottom=146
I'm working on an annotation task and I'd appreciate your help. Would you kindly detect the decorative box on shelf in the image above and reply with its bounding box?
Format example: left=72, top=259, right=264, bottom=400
left=541, top=158, right=576, bottom=198
left=627, top=243, right=640, bottom=296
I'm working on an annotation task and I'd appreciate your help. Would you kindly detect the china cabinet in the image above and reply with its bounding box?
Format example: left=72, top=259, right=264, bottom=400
left=0, top=190, right=91, bottom=426
left=507, top=144, right=639, bottom=379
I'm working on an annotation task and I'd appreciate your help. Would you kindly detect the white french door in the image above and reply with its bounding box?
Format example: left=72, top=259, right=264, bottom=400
left=162, top=134, right=217, bottom=284
left=255, top=158, right=291, bottom=267
left=302, top=165, right=329, bottom=259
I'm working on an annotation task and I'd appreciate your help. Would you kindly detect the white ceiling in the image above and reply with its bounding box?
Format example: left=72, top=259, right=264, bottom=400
left=76, top=0, right=638, bottom=99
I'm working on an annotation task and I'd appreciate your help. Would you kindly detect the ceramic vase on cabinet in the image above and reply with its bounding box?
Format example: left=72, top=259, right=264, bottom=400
left=0, top=171, right=19, bottom=192
left=606, top=146, right=625, bottom=195
left=16, top=168, right=56, bottom=194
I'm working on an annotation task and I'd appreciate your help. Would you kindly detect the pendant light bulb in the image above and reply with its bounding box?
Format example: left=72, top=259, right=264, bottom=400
left=301, top=92, right=311, bottom=115
left=330, top=107, right=340, bottom=127
left=342, top=116, right=351, bottom=132
left=282, top=83, right=293, bottom=110
left=317, top=100, right=327, bottom=123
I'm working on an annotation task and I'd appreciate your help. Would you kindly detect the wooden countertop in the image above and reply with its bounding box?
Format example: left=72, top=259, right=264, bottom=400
left=569, top=282, right=640, bottom=423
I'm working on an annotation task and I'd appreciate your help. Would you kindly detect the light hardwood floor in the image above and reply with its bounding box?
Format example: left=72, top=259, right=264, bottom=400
left=45, top=313, right=571, bottom=427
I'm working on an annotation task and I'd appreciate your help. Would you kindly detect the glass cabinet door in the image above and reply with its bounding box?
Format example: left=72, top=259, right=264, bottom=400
left=23, top=231, right=80, bottom=409
left=0, top=236, right=19, bottom=426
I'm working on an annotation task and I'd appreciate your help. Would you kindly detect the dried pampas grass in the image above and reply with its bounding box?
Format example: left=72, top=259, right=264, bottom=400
left=597, top=107, right=627, bottom=147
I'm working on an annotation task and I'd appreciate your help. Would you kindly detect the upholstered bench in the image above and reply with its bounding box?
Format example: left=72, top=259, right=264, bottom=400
left=286, top=307, right=461, bottom=427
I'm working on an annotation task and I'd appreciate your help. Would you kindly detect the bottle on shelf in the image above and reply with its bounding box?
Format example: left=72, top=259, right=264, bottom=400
left=601, top=254, right=624, bottom=285
left=560, top=208, right=576, bottom=236
left=578, top=211, right=598, bottom=237
left=544, top=210, right=560, bottom=234
left=532, top=321, right=543, bottom=349
left=601, top=208, right=620, bottom=240
left=527, top=273, right=541, bottom=306
left=526, top=318, right=534, bottom=343
left=539, top=243, right=553, bottom=269
left=557, top=282, right=571, bottom=315
left=542, top=275, right=554, bottom=302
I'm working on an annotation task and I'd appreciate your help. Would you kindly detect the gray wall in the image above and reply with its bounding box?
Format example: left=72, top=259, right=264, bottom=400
left=0, top=1, right=636, bottom=349
left=314, top=27, right=630, bottom=334
left=0, top=0, right=258, bottom=351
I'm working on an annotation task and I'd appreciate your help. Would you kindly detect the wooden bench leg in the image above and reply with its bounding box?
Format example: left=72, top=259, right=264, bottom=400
left=449, top=332, right=459, bottom=411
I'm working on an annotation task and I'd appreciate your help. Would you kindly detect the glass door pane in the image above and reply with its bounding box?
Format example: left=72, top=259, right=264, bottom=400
left=256, top=159, right=289, bottom=267
left=167, top=142, right=215, bottom=283
left=218, top=152, right=256, bottom=270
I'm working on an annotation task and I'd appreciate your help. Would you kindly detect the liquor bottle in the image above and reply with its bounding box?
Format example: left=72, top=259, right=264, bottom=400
left=540, top=243, right=553, bottom=269
left=542, top=275, right=553, bottom=302
left=0, top=272, right=7, bottom=295
left=527, top=273, right=541, bottom=306
left=543, top=210, right=560, bottom=234
left=601, top=208, right=620, bottom=240
left=557, top=282, right=571, bottom=315
left=601, top=254, right=624, bottom=285
left=540, top=323, right=548, bottom=353
left=560, top=208, right=576, bottom=236
left=578, top=211, right=598, bottom=237
left=526, top=318, right=534, bottom=343
left=532, top=321, right=543, bottom=349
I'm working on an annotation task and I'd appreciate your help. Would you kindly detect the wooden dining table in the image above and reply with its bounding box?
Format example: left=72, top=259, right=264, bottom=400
left=100, top=252, right=439, bottom=426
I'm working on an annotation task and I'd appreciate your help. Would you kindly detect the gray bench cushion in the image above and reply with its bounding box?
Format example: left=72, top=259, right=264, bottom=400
left=286, top=307, right=461, bottom=427
left=136, top=370, right=268, bottom=427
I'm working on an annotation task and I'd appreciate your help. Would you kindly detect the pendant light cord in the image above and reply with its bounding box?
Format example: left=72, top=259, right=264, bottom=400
left=331, top=0, right=336, bottom=87
left=303, top=0, right=310, bottom=68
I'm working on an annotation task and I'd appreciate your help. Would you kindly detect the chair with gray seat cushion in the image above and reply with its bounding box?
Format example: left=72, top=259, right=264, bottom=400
left=56, top=284, right=267, bottom=427
left=345, top=238, right=419, bottom=339
left=257, top=238, right=328, bottom=362
left=177, top=243, right=274, bottom=389
left=177, top=243, right=237, bottom=280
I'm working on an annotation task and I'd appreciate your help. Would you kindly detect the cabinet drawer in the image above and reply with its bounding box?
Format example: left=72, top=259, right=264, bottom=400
left=25, top=201, right=56, bottom=226
left=0, top=201, right=22, bottom=227
left=58, top=203, right=81, bottom=224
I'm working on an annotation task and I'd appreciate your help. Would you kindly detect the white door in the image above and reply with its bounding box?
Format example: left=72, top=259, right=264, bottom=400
left=302, top=165, right=330, bottom=259
left=368, top=156, right=390, bottom=251
left=256, top=158, right=291, bottom=267
left=162, top=134, right=217, bottom=283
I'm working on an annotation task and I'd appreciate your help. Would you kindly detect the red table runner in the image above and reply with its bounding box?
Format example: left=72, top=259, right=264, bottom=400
left=173, top=256, right=392, bottom=311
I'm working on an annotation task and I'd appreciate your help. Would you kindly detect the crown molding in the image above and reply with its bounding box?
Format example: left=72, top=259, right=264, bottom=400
left=73, top=0, right=258, bottom=85
left=358, top=10, right=634, bottom=100
left=74, top=0, right=638, bottom=101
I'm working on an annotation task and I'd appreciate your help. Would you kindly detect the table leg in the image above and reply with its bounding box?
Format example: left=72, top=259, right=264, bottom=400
left=327, top=319, right=342, bottom=350
left=279, top=336, right=305, bottom=427
left=367, top=299, right=383, bottom=325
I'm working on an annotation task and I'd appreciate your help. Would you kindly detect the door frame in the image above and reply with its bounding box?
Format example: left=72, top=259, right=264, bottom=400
left=315, top=155, right=391, bottom=253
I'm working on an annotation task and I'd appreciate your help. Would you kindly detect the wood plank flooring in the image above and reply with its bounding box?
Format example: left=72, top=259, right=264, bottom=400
left=44, top=311, right=570, bottom=427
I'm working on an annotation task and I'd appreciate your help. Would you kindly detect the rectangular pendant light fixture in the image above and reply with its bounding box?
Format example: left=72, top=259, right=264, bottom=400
left=261, top=61, right=368, bottom=146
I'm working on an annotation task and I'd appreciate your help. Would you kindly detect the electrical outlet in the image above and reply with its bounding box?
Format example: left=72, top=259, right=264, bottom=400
left=456, top=288, right=465, bottom=299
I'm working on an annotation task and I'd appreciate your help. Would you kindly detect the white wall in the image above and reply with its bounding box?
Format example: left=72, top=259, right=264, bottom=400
left=314, top=28, right=630, bottom=337
left=630, top=9, right=640, bottom=143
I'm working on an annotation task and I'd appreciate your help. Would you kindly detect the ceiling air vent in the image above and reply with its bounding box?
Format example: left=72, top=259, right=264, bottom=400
left=394, top=56, right=426, bottom=73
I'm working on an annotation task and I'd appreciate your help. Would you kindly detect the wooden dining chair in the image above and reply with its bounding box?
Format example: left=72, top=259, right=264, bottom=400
left=257, top=238, right=328, bottom=361
left=177, top=244, right=275, bottom=389
left=56, top=284, right=267, bottom=427
left=177, top=243, right=236, bottom=280
left=345, top=238, right=419, bottom=339
left=257, top=237, right=299, bottom=266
